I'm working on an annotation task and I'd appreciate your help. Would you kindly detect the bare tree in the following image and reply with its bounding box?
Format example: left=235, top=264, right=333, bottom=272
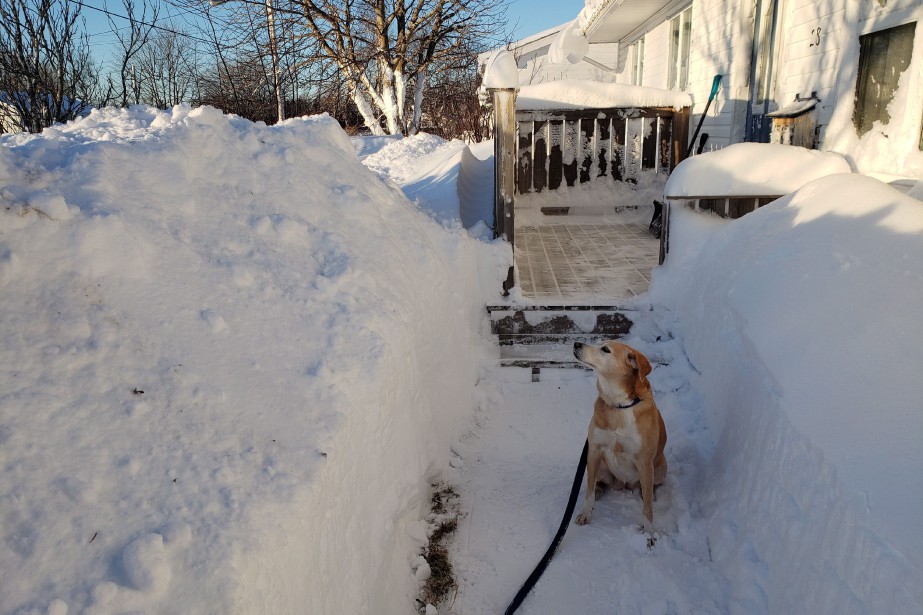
left=420, top=45, right=489, bottom=140
left=105, top=0, right=161, bottom=106
left=291, top=0, right=509, bottom=135
left=135, top=26, right=200, bottom=107
left=0, top=0, right=97, bottom=133
left=198, top=53, right=280, bottom=122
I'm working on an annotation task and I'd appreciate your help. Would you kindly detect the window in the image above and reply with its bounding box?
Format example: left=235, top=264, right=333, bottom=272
left=853, top=21, right=916, bottom=136
left=629, top=37, right=645, bottom=85
left=668, top=6, right=693, bottom=90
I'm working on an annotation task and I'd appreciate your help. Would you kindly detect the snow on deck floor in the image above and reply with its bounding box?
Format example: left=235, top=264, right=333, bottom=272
left=515, top=222, right=658, bottom=300
left=449, top=313, right=735, bottom=614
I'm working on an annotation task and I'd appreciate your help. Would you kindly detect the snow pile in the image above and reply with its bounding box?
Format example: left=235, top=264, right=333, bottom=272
left=362, top=132, right=472, bottom=226
left=651, top=174, right=923, bottom=612
left=362, top=132, right=460, bottom=186
left=547, top=20, right=588, bottom=65
left=457, top=141, right=496, bottom=230
left=517, top=80, right=692, bottom=111
left=0, top=106, right=492, bottom=615
left=350, top=134, right=402, bottom=159
left=664, top=142, right=852, bottom=197
left=481, top=50, right=520, bottom=89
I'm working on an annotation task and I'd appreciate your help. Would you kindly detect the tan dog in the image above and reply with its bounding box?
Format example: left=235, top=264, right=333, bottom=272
left=572, top=340, right=667, bottom=528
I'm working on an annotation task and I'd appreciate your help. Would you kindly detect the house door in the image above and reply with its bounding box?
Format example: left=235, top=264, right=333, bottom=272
left=746, top=0, right=781, bottom=142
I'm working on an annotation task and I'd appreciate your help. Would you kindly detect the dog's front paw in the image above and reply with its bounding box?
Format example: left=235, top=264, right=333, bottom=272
left=639, top=522, right=662, bottom=547
left=574, top=506, right=593, bottom=525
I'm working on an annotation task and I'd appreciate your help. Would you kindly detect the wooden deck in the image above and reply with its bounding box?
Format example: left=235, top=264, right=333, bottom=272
left=515, top=220, right=658, bottom=300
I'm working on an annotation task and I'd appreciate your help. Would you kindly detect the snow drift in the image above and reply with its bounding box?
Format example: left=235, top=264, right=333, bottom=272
left=651, top=174, right=923, bottom=612
left=516, top=80, right=691, bottom=111
left=361, top=132, right=495, bottom=230
left=0, top=106, right=491, bottom=614
left=664, top=143, right=851, bottom=197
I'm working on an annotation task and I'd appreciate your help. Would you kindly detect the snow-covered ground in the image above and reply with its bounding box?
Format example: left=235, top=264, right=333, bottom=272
left=2, top=109, right=920, bottom=615
left=452, top=173, right=922, bottom=614
left=651, top=175, right=923, bottom=612
left=450, top=312, right=732, bottom=614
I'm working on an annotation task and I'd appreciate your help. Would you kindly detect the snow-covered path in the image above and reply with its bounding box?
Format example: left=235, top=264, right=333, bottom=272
left=448, top=312, right=736, bottom=614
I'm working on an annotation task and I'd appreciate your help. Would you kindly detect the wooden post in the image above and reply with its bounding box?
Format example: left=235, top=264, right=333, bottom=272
left=672, top=106, right=690, bottom=168
left=491, top=88, right=517, bottom=243
left=491, top=87, right=517, bottom=294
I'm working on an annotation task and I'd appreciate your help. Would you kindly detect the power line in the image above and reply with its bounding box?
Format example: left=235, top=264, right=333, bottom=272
left=73, top=0, right=216, bottom=45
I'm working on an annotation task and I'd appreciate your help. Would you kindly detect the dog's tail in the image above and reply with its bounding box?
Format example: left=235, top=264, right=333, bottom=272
left=504, top=439, right=589, bottom=615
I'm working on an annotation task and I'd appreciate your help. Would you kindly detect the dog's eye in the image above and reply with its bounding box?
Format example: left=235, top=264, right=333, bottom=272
left=601, top=346, right=611, bottom=354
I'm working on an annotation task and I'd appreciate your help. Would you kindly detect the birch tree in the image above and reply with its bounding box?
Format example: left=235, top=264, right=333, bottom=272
left=294, top=0, right=507, bottom=135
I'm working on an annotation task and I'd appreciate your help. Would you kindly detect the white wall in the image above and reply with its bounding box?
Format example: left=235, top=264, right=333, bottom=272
left=685, top=0, right=754, bottom=149
left=516, top=43, right=621, bottom=85
left=592, top=0, right=756, bottom=151
left=501, top=0, right=922, bottom=175
left=776, top=0, right=923, bottom=176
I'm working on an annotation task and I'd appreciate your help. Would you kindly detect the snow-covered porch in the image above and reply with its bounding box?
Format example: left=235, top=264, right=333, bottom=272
left=485, top=79, right=690, bottom=301
left=514, top=219, right=658, bottom=300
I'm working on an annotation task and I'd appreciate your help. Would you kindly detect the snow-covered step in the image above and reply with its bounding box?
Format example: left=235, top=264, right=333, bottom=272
left=487, top=305, right=634, bottom=346
left=497, top=342, right=590, bottom=369
left=487, top=305, right=643, bottom=369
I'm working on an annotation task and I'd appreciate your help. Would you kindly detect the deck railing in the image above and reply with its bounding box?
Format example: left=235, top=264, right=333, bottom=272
left=515, top=106, right=690, bottom=195
left=486, top=88, right=690, bottom=294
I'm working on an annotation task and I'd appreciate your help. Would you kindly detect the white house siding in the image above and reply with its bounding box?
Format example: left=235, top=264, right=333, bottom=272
left=604, top=1, right=753, bottom=151
left=775, top=0, right=847, bottom=125
left=640, top=19, right=670, bottom=89
left=599, top=1, right=755, bottom=150
left=517, top=43, right=622, bottom=85
left=493, top=0, right=921, bottom=175
left=776, top=0, right=923, bottom=176
left=682, top=0, right=753, bottom=150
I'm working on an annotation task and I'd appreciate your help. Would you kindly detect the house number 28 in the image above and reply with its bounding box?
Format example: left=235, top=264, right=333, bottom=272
left=809, top=27, right=822, bottom=47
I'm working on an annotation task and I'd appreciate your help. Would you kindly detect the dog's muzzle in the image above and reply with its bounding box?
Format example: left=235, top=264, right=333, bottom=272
left=573, top=341, right=585, bottom=361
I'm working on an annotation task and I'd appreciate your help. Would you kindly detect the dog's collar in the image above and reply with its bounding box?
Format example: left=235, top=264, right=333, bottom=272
left=613, top=397, right=642, bottom=409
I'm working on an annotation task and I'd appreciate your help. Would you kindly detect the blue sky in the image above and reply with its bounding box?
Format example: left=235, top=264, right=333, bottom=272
left=81, top=0, right=587, bottom=67
left=505, top=0, right=584, bottom=39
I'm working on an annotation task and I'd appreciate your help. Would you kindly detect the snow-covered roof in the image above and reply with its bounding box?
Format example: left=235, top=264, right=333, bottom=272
left=516, top=79, right=692, bottom=111
left=579, top=0, right=676, bottom=44
left=477, top=21, right=569, bottom=64
left=665, top=143, right=852, bottom=198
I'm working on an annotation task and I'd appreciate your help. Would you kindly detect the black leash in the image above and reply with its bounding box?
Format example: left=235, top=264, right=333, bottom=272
left=504, top=439, right=589, bottom=615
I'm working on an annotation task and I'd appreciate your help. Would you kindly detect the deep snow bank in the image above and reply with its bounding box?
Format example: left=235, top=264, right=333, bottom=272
left=361, top=133, right=470, bottom=227
left=651, top=174, right=923, bottom=612
left=0, top=106, right=491, bottom=614
left=664, top=143, right=851, bottom=197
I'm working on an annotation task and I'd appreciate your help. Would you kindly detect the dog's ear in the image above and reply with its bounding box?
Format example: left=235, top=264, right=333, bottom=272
left=626, top=351, right=653, bottom=378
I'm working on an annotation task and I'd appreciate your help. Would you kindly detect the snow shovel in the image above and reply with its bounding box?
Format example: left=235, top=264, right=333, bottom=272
left=685, top=75, right=723, bottom=159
